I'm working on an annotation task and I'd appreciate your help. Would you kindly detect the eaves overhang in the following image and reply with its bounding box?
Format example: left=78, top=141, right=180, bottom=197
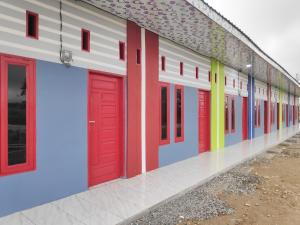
left=80, top=0, right=300, bottom=96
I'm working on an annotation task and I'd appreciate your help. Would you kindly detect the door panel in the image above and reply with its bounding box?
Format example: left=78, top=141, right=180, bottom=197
left=88, top=73, right=123, bottom=187
left=242, top=97, right=248, bottom=140
left=198, top=90, right=210, bottom=153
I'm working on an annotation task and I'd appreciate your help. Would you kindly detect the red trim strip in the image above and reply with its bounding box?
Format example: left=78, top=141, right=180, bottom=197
left=126, top=21, right=141, bottom=177
left=145, top=30, right=159, bottom=171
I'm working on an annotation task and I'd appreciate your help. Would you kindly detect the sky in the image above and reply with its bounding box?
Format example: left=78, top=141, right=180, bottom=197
left=204, top=0, right=300, bottom=78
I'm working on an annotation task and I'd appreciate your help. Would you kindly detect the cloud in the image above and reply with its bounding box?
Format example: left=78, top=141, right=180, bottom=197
left=205, top=0, right=300, bottom=76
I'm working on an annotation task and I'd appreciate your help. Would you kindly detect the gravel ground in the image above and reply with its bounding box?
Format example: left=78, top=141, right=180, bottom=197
left=128, top=134, right=300, bottom=225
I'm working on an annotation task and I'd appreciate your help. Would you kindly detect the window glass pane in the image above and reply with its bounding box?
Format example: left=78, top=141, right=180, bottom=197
left=225, top=97, right=228, bottom=131
left=8, top=65, right=26, bottom=166
left=28, top=14, right=36, bottom=37
left=161, top=87, right=167, bottom=140
left=176, top=89, right=182, bottom=137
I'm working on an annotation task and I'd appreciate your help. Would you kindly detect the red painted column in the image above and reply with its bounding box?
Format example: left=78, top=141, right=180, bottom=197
left=126, top=21, right=141, bottom=177
left=266, top=83, right=271, bottom=133
left=145, top=30, right=159, bottom=171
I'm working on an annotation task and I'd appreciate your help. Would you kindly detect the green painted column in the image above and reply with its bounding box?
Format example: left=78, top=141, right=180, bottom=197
left=210, top=58, right=225, bottom=151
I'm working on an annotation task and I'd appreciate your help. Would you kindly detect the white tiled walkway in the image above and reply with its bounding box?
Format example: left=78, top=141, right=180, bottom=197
left=1, top=126, right=299, bottom=225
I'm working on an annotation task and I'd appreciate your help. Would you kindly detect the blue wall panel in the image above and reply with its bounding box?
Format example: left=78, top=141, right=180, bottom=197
left=159, top=85, right=198, bottom=167
left=254, top=100, right=264, bottom=137
left=225, top=96, right=242, bottom=146
left=0, top=60, right=88, bottom=216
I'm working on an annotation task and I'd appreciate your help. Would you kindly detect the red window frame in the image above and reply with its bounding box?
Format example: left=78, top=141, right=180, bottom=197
left=258, top=100, right=261, bottom=127
left=81, top=29, right=90, bottom=52
left=119, top=41, right=125, bottom=61
left=159, top=82, right=170, bottom=145
left=231, top=97, right=236, bottom=133
left=225, top=95, right=229, bottom=134
left=0, top=54, right=36, bottom=176
left=180, top=62, right=183, bottom=76
left=161, top=56, right=166, bottom=71
left=174, top=85, right=184, bottom=143
left=26, top=11, right=39, bottom=39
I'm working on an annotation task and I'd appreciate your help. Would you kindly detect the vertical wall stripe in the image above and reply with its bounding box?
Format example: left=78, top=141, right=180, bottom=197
left=126, top=21, right=142, bottom=177
left=279, top=89, right=283, bottom=129
left=141, top=28, right=146, bottom=173
left=145, top=30, right=159, bottom=171
left=248, top=75, right=255, bottom=139
left=210, top=59, right=224, bottom=150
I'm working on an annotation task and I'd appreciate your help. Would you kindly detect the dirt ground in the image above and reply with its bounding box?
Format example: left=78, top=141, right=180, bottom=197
left=178, top=136, right=300, bottom=225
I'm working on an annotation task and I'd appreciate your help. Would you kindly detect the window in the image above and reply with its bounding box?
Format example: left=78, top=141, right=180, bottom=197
left=255, top=100, right=261, bottom=127
left=258, top=100, right=261, bottom=126
left=215, top=73, right=217, bottom=83
left=231, top=98, right=236, bottom=132
left=0, top=55, right=36, bottom=176
left=81, top=29, right=90, bottom=52
left=271, top=103, right=274, bottom=124
left=159, top=83, right=170, bottom=145
left=225, top=96, right=229, bottom=133
left=180, top=62, right=183, bottom=76
left=119, top=41, right=125, bottom=60
left=225, top=76, right=227, bottom=86
left=195, top=67, right=199, bottom=79
left=161, top=56, right=165, bottom=71
left=26, top=11, right=39, bottom=39
left=208, top=71, right=211, bottom=82
left=136, top=49, right=141, bottom=65
left=282, top=104, right=285, bottom=121
left=175, top=85, right=184, bottom=142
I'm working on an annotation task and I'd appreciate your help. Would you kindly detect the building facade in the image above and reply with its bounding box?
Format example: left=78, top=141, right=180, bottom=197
left=0, top=0, right=299, bottom=217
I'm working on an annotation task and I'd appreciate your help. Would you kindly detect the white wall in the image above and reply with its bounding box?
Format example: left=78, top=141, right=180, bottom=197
left=159, top=37, right=211, bottom=90
left=0, top=0, right=126, bottom=75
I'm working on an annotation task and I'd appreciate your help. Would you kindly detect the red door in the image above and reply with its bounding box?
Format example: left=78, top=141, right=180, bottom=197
left=198, top=90, right=210, bottom=153
left=88, top=72, right=123, bottom=187
left=242, top=97, right=248, bottom=140
left=264, top=101, right=268, bottom=134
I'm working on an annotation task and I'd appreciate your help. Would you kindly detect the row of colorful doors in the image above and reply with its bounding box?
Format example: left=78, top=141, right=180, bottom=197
left=87, top=72, right=297, bottom=187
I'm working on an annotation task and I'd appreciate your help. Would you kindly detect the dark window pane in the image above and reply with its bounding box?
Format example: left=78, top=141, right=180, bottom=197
left=161, top=87, right=167, bottom=140
left=231, top=99, right=235, bottom=130
left=8, top=65, right=27, bottom=166
left=176, top=89, right=182, bottom=137
left=28, top=14, right=37, bottom=37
